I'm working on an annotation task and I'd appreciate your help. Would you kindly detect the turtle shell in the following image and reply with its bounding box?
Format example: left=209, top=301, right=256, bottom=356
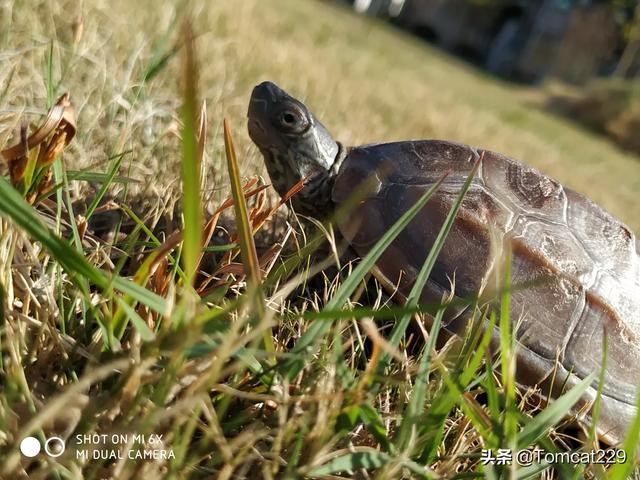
left=332, top=140, right=640, bottom=444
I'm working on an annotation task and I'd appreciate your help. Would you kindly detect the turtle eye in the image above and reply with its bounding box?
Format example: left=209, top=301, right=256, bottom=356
left=275, top=106, right=309, bottom=134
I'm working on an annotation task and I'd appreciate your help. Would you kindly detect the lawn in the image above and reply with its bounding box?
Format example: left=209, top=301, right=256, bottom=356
left=0, top=0, right=639, bottom=478
left=2, top=0, right=639, bottom=231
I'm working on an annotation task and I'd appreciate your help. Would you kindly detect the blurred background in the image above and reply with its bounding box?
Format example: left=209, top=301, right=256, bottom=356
left=348, top=0, right=640, bottom=154
left=351, top=0, right=639, bottom=82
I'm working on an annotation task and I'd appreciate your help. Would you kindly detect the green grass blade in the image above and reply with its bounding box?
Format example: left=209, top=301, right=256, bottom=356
left=301, top=300, right=469, bottom=322
left=223, top=119, right=274, bottom=357
left=283, top=170, right=450, bottom=380
left=535, top=437, right=581, bottom=479
left=392, top=156, right=480, bottom=451
left=307, top=450, right=392, bottom=477
left=358, top=403, right=394, bottom=453
left=82, top=152, right=127, bottom=221
left=459, top=309, right=496, bottom=387
left=606, top=390, right=640, bottom=480
left=515, top=462, right=553, bottom=479
left=21, top=147, right=38, bottom=194
left=66, top=169, right=135, bottom=185
left=111, top=277, right=168, bottom=316
left=111, top=230, right=180, bottom=338
left=417, top=310, right=496, bottom=463
left=440, top=364, right=497, bottom=445
left=139, top=13, right=179, bottom=86
left=588, top=328, right=608, bottom=446
left=114, top=297, right=155, bottom=341
left=325, top=171, right=448, bottom=311
left=59, top=160, right=92, bottom=341
left=0, top=176, right=105, bottom=291
left=396, top=307, right=446, bottom=451
left=223, top=119, right=261, bottom=288
left=516, top=372, right=596, bottom=448
left=264, top=232, right=324, bottom=288
left=387, top=156, right=481, bottom=357
left=118, top=204, right=184, bottom=279
left=483, top=313, right=503, bottom=445
left=416, top=385, right=464, bottom=463
left=179, top=20, right=202, bottom=287
left=0, top=177, right=168, bottom=316
left=498, top=248, right=518, bottom=458
left=45, top=40, right=55, bottom=106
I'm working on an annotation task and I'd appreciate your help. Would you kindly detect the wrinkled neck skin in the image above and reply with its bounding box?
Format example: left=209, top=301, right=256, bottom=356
left=261, top=142, right=348, bottom=218
left=247, top=81, right=346, bottom=218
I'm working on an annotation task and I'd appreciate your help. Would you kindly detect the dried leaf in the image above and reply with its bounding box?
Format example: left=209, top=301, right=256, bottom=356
left=0, top=93, right=76, bottom=203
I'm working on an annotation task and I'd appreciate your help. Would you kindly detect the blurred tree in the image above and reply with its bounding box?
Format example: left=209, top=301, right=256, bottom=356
left=613, top=1, right=639, bottom=77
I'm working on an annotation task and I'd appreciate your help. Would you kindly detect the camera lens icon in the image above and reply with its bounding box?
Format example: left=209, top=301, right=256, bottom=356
left=20, top=436, right=65, bottom=458
left=45, top=437, right=65, bottom=457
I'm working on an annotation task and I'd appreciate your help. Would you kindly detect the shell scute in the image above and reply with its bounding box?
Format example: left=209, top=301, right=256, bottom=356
left=481, top=150, right=567, bottom=221
left=335, top=140, right=479, bottom=190
left=508, top=239, right=585, bottom=361
left=332, top=139, right=640, bottom=442
left=512, top=220, right=596, bottom=285
left=565, top=294, right=640, bottom=404
left=565, top=189, right=638, bottom=284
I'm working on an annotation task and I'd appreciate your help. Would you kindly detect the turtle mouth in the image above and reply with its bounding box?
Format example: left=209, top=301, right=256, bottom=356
left=247, top=117, right=269, bottom=148
left=247, top=82, right=280, bottom=121
left=247, top=86, right=273, bottom=148
left=247, top=95, right=268, bottom=121
left=248, top=95, right=269, bottom=118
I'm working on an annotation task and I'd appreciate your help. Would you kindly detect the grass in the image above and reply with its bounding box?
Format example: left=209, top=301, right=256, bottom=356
left=540, top=78, right=640, bottom=155
left=0, top=0, right=639, bottom=479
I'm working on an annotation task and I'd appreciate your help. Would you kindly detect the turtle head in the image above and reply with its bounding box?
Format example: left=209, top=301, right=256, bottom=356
left=247, top=81, right=344, bottom=216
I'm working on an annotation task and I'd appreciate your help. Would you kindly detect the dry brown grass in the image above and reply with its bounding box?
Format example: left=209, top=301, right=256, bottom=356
left=1, top=1, right=639, bottom=479
left=1, top=0, right=639, bottom=231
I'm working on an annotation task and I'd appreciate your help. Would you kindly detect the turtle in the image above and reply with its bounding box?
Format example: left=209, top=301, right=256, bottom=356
left=247, top=80, right=640, bottom=445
